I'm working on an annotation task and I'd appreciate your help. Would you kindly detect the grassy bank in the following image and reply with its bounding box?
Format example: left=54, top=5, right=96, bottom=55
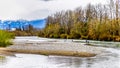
left=0, top=30, right=15, bottom=47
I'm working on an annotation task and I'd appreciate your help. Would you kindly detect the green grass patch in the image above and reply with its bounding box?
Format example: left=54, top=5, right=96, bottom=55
left=0, top=30, right=15, bottom=47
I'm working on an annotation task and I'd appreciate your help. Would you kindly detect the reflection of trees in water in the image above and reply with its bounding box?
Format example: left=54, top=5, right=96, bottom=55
left=0, top=56, right=7, bottom=65
left=47, top=56, right=82, bottom=68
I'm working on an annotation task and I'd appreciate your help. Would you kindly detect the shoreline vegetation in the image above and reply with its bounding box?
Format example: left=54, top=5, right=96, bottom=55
left=37, top=0, right=120, bottom=42
left=0, top=30, right=15, bottom=47
left=3, top=0, right=120, bottom=42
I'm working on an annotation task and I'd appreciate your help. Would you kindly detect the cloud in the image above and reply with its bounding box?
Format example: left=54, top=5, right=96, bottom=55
left=20, top=9, right=50, bottom=20
left=0, top=0, right=107, bottom=20
left=0, top=0, right=26, bottom=20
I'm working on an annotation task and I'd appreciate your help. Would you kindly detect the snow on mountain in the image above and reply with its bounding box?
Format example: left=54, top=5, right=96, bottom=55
left=0, top=19, right=46, bottom=30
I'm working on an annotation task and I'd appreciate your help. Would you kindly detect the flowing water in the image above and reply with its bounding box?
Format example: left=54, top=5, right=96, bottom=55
left=0, top=37, right=120, bottom=68
left=0, top=47, right=120, bottom=68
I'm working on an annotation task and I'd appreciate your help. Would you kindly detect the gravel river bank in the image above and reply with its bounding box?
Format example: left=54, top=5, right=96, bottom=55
left=0, top=36, right=105, bottom=57
left=0, top=36, right=120, bottom=68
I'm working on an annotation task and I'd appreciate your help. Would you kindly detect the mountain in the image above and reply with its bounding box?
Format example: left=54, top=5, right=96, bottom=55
left=0, top=19, right=46, bottom=30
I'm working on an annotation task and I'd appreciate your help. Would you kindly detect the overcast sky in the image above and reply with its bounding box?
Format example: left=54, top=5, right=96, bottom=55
left=0, top=0, right=107, bottom=20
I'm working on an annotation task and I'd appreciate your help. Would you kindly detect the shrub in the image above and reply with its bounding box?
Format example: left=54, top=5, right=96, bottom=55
left=70, top=33, right=81, bottom=39
left=114, top=36, right=120, bottom=42
left=53, top=34, right=60, bottom=38
left=67, top=35, right=73, bottom=39
left=49, top=34, right=54, bottom=38
left=49, top=34, right=60, bottom=38
left=60, top=34, right=68, bottom=39
left=81, top=35, right=88, bottom=39
left=0, top=30, right=15, bottom=47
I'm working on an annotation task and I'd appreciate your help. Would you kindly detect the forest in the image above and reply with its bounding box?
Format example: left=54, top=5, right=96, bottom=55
left=38, top=0, right=120, bottom=41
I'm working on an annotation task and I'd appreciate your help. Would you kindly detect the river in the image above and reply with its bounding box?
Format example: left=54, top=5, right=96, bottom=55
left=0, top=47, right=120, bottom=68
left=0, top=37, right=120, bottom=68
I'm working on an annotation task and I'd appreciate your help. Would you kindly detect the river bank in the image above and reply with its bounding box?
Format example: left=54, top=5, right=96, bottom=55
left=0, top=37, right=105, bottom=57
left=0, top=48, right=15, bottom=56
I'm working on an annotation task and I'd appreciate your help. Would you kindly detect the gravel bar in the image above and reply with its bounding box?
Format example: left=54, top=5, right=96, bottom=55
left=0, top=37, right=106, bottom=57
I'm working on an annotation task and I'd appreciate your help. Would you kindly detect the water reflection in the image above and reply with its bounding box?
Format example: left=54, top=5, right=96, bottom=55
left=48, top=56, right=82, bottom=68
left=0, top=49, right=119, bottom=68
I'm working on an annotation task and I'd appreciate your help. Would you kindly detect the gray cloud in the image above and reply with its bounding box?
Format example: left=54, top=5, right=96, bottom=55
left=0, top=0, right=107, bottom=20
left=20, top=9, right=51, bottom=20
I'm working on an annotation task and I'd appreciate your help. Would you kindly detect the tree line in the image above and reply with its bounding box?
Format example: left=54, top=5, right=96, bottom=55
left=38, top=0, right=120, bottom=41
left=9, top=24, right=39, bottom=36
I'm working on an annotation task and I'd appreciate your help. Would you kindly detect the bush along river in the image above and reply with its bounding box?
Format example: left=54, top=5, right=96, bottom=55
left=0, top=39, right=120, bottom=68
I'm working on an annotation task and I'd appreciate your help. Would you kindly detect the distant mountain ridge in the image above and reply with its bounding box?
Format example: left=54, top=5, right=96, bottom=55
left=0, top=19, right=46, bottom=30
